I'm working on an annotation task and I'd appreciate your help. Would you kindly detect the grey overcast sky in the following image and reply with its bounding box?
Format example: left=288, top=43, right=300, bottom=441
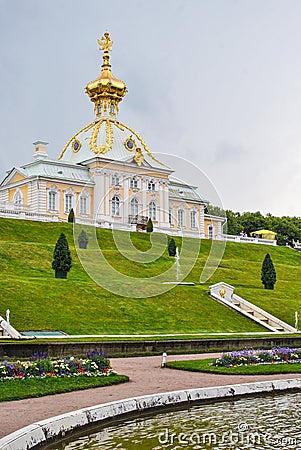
left=1, top=0, right=301, bottom=216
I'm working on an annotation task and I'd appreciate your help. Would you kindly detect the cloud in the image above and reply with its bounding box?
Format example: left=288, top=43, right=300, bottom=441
left=214, top=142, right=247, bottom=164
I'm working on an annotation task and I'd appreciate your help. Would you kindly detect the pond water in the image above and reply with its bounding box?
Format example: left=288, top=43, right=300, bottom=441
left=49, top=392, right=301, bottom=449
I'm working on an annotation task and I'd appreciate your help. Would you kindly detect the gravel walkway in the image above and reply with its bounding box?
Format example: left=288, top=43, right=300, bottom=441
left=1, top=352, right=301, bottom=438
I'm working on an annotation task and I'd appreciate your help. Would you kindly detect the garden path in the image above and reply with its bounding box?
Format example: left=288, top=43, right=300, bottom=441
left=1, top=352, right=301, bottom=438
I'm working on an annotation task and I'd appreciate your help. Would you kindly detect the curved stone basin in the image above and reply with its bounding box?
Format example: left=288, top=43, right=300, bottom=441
left=0, top=379, right=300, bottom=450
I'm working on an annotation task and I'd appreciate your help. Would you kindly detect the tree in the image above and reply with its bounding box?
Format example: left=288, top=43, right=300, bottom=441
left=52, top=232, right=72, bottom=279
left=78, top=230, right=88, bottom=249
left=239, top=211, right=266, bottom=236
left=168, top=238, right=177, bottom=256
left=146, top=218, right=153, bottom=232
left=225, top=210, right=243, bottom=235
left=261, top=253, right=276, bottom=290
left=68, top=208, right=75, bottom=223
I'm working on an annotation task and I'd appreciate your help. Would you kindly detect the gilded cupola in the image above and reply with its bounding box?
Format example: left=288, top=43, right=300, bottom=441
left=85, top=32, right=127, bottom=118
left=58, top=32, right=167, bottom=171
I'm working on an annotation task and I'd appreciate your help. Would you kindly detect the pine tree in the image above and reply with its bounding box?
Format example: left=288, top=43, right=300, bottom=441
left=146, top=218, right=153, bottom=232
left=168, top=238, right=177, bottom=256
left=52, top=232, right=72, bottom=278
left=261, top=253, right=276, bottom=290
left=68, top=208, right=75, bottom=223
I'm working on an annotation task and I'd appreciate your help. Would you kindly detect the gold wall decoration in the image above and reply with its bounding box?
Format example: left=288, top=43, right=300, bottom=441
left=134, top=148, right=144, bottom=166
left=89, top=119, right=114, bottom=155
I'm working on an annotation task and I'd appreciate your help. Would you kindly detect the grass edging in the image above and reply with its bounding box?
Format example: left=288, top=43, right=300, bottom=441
left=166, top=358, right=301, bottom=375
left=0, top=374, right=129, bottom=402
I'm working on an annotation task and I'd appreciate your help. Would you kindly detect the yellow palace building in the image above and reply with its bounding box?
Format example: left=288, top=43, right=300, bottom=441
left=0, top=33, right=224, bottom=239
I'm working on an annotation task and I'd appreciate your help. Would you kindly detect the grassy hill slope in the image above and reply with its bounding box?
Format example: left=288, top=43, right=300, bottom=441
left=0, top=218, right=300, bottom=335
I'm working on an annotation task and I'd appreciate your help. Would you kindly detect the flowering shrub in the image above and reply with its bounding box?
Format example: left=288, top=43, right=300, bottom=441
left=0, top=350, right=114, bottom=381
left=212, top=347, right=301, bottom=367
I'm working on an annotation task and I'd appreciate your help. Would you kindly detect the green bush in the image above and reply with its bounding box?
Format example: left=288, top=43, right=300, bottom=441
left=168, top=238, right=177, bottom=256
left=261, top=253, right=276, bottom=290
left=68, top=208, right=75, bottom=223
left=52, top=232, right=72, bottom=278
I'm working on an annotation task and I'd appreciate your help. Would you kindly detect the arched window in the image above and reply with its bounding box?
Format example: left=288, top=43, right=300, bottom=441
left=112, top=174, right=119, bottom=186
left=48, top=186, right=58, bottom=211
left=112, top=195, right=120, bottom=216
left=148, top=201, right=156, bottom=221
left=148, top=180, right=156, bottom=191
left=190, top=209, right=197, bottom=228
left=64, top=189, right=74, bottom=213
left=169, top=208, right=173, bottom=224
left=79, top=190, right=90, bottom=216
left=130, top=177, right=138, bottom=189
left=130, top=198, right=139, bottom=216
left=178, top=209, right=185, bottom=228
left=49, top=192, right=56, bottom=211
left=13, top=189, right=22, bottom=209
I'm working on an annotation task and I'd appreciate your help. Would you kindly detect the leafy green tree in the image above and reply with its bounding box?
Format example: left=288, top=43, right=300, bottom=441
left=239, top=211, right=266, bottom=235
left=146, top=218, right=153, bottom=232
left=52, top=232, right=72, bottom=279
left=168, top=238, right=177, bottom=256
left=68, top=208, right=75, bottom=223
left=261, top=253, right=276, bottom=290
left=225, top=210, right=243, bottom=235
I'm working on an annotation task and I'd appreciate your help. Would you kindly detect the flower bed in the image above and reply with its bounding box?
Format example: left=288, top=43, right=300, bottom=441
left=212, top=347, right=301, bottom=368
left=0, top=350, right=114, bottom=381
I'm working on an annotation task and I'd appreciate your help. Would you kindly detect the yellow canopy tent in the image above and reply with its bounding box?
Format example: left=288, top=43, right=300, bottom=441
left=252, top=229, right=276, bottom=240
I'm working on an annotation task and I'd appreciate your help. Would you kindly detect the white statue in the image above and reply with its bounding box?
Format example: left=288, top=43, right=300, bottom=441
left=6, top=309, right=10, bottom=324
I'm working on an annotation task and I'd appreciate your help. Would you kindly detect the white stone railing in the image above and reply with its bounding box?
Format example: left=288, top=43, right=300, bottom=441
left=0, top=209, right=58, bottom=222
left=221, top=233, right=277, bottom=246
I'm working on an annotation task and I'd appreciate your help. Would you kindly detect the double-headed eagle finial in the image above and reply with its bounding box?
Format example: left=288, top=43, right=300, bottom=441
left=98, top=32, right=113, bottom=52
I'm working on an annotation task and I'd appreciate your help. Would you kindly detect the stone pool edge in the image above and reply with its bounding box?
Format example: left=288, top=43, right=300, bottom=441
left=1, top=378, right=301, bottom=450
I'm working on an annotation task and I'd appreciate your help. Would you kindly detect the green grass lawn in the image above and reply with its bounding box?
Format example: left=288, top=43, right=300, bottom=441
left=0, top=217, right=301, bottom=335
left=0, top=374, right=129, bottom=402
left=166, top=359, right=301, bottom=375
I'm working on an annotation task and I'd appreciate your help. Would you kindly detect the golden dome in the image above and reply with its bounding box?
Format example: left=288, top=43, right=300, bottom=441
left=85, top=32, right=127, bottom=118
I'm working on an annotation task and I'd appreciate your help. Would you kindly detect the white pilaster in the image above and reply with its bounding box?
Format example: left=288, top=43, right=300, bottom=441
left=200, top=204, right=205, bottom=238
left=124, top=175, right=129, bottom=222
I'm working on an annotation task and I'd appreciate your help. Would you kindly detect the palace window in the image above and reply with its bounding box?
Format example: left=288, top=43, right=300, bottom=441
left=64, top=194, right=73, bottom=213
left=80, top=196, right=87, bottom=215
left=148, top=201, right=156, bottom=221
left=178, top=209, right=185, bottom=228
left=48, top=192, right=57, bottom=211
left=112, top=174, right=119, bottom=186
left=112, top=195, right=120, bottom=216
left=130, top=177, right=138, bottom=189
left=208, top=224, right=214, bottom=239
left=13, top=190, right=22, bottom=209
left=169, top=208, right=173, bottom=224
left=148, top=180, right=156, bottom=191
left=190, top=210, right=197, bottom=228
left=130, top=198, right=139, bottom=216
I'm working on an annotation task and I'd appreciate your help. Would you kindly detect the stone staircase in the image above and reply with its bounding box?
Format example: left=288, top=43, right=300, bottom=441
left=0, top=316, right=23, bottom=339
left=209, top=282, right=297, bottom=333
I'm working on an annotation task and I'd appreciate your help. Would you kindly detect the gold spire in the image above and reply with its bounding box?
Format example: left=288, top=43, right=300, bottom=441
left=85, top=32, right=127, bottom=118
